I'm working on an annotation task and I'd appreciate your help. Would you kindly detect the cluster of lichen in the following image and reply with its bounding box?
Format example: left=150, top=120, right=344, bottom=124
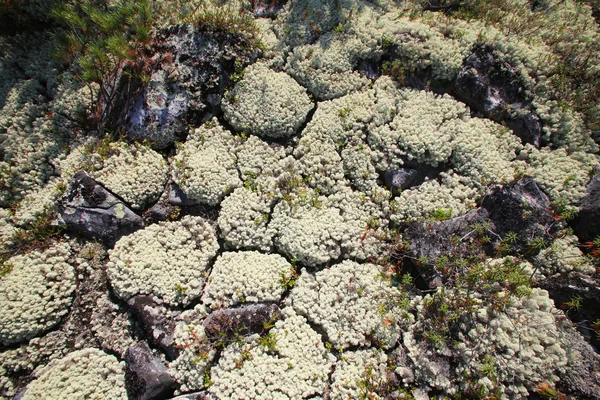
left=1, top=0, right=600, bottom=398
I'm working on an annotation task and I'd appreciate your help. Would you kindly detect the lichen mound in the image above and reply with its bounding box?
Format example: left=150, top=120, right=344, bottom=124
left=169, top=307, right=215, bottom=393
left=107, top=216, right=219, bottom=306
left=209, top=308, right=334, bottom=399
left=289, top=260, right=411, bottom=349
left=202, top=251, right=293, bottom=309
left=172, top=120, right=241, bottom=206
left=0, top=243, right=75, bottom=345
left=222, top=63, right=313, bottom=139
left=91, top=142, right=169, bottom=210
left=330, top=349, right=389, bottom=400
left=21, top=348, right=127, bottom=400
left=404, top=288, right=568, bottom=397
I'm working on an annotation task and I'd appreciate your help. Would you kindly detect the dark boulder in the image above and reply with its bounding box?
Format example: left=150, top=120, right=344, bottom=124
left=539, top=272, right=600, bottom=350
left=403, top=209, right=491, bottom=288
left=124, top=24, right=257, bottom=149
left=454, top=45, right=542, bottom=147
left=203, top=303, right=281, bottom=343
left=555, top=320, right=600, bottom=398
left=481, top=176, right=560, bottom=253
left=59, top=171, right=143, bottom=247
left=403, top=177, right=561, bottom=288
left=384, top=168, right=424, bottom=194
left=573, top=174, right=600, bottom=243
left=128, top=295, right=179, bottom=360
left=125, top=341, right=176, bottom=400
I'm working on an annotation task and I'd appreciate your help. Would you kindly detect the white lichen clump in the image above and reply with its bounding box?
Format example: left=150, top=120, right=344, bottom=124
left=289, top=261, right=410, bottom=349
left=90, top=141, right=168, bottom=210
left=534, top=234, right=596, bottom=277
left=172, top=120, right=240, bottom=206
left=107, top=216, right=219, bottom=306
left=209, top=308, right=334, bottom=399
left=169, top=315, right=216, bottom=393
left=217, top=187, right=276, bottom=252
left=0, top=243, right=75, bottom=345
left=330, top=349, right=389, bottom=400
left=202, top=251, right=293, bottom=309
left=21, top=348, right=127, bottom=400
left=405, top=288, right=568, bottom=397
left=222, top=63, right=313, bottom=139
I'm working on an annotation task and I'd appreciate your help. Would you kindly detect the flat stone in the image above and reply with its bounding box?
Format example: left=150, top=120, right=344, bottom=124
left=59, top=171, right=143, bottom=247
left=125, top=341, right=176, bottom=400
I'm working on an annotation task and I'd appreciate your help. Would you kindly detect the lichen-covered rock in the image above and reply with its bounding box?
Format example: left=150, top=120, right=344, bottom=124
left=91, top=142, right=168, bottom=210
left=127, top=295, right=179, bottom=360
left=21, top=348, right=127, bottom=400
left=0, top=243, right=75, bottom=345
left=454, top=45, right=542, bottom=147
left=534, top=234, right=596, bottom=277
left=209, top=308, right=334, bottom=399
left=391, top=171, right=479, bottom=222
left=289, top=261, right=411, bottom=349
left=285, top=33, right=371, bottom=100
left=203, top=303, right=282, bottom=343
left=270, top=187, right=387, bottom=266
left=222, top=63, right=313, bottom=139
left=107, top=216, right=219, bottom=306
left=172, top=120, right=240, bottom=206
left=202, top=251, right=293, bottom=309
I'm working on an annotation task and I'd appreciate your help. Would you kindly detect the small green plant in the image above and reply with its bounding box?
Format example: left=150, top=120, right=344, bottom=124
left=174, top=283, right=188, bottom=295
left=562, top=295, right=583, bottom=311
left=203, top=369, right=213, bottom=387
left=527, top=236, right=548, bottom=252
left=550, top=198, right=578, bottom=221
left=279, top=266, right=299, bottom=290
left=333, top=23, right=345, bottom=33
left=428, top=207, right=453, bottom=221
left=533, top=382, right=566, bottom=399
left=0, top=262, right=13, bottom=278
left=338, top=106, right=351, bottom=118
left=258, top=331, right=278, bottom=352
left=381, top=35, right=395, bottom=48
left=188, top=4, right=264, bottom=50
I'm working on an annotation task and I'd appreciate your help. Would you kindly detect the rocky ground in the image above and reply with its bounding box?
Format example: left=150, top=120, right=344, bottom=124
left=1, top=0, right=600, bottom=399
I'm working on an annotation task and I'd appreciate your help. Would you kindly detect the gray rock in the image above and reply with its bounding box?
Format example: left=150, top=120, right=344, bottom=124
left=555, top=320, right=600, bottom=398
left=128, top=295, right=179, bottom=360
left=168, top=181, right=199, bottom=206
left=454, top=45, right=542, bottom=147
left=59, top=171, right=143, bottom=247
left=125, top=24, right=257, bottom=149
left=125, top=341, right=176, bottom=400
left=573, top=173, right=600, bottom=243
left=384, top=168, right=424, bottom=194
left=203, top=303, right=281, bottom=343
